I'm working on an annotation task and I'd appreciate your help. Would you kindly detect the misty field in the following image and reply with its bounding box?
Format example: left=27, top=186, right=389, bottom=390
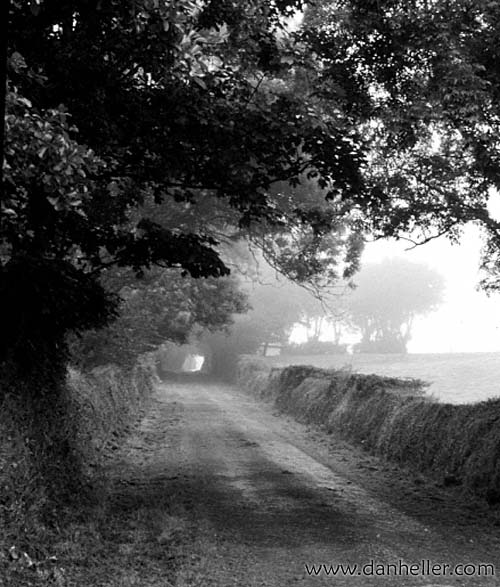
left=262, top=352, right=500, bottom=404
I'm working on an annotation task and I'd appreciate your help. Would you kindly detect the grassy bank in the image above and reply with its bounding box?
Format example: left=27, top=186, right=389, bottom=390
left=0, top=358, right=157, bottom=585
left=237, top=357, right=500, bottom=504
left=66, top=360, right=157, bottom=468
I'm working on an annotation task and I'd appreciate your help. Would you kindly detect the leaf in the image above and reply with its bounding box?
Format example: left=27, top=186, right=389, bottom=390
left=10, top=51, right=27, bottom=72
left=17, top=96, right=32, bottom=108
left=280, top=55, right=295, bottom=65
left=107, top=180, right=120, bottom=196
left=192, top=76, right=207, bottom=90
left=47, top=196, right=61, bottom=209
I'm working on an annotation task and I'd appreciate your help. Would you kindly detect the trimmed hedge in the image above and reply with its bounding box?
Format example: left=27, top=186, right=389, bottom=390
left=237, top=356, right=500, bottom=503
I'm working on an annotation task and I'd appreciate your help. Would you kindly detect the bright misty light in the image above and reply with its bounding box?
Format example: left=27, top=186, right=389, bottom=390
left=289, top=222, right=500, bottom=353
left=182, top=354, right=205, bottom=372
left=487, top=187, right=500, bottom=221
left=283, top=11, right=304, bottom=33
left=359, top=225, right=500, bottom=353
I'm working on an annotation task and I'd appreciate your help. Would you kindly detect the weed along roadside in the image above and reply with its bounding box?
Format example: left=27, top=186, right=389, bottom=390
left=0, top=357, right=161, bottom=586
left=236, top=356, right=500, bottom=505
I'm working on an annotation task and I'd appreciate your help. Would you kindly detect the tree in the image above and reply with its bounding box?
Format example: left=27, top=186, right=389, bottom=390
left=297, top=294, right=350, bottom=347
left=69, top=268, right=248, bottom=370
left=7, top=0, right=366, bottom=278
left=299, top=0, right=500, bottom=261
left=2, top=0, right=369, bottom=384
left=346, top=258, right=444, bottom=353
left=1, top=87, right=122, bottom=499
left=201, top=256, right=332, bottom=376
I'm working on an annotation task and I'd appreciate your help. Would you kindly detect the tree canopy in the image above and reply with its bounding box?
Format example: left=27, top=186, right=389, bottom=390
left=6, top=0, right=366, bottom=267
left=300, top=0, right=500, bottom=250
left=69, top=267, right=247, bottom=369
left=2, top=0, right=373, bottom=364
left=5, top=0, right=500, bottom=364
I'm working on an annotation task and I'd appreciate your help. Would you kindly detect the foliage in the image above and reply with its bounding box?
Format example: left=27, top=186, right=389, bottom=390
left=8, top=0, right=500, bottom=361
left=200, top=257, right=343, bottom=376
left=2, top=0, right=374, bottom=384
left=0, top=362, right=156, bottom=585
left=299, top=0, right=500, bottom=276
left=70, top=268, right=247, bottom=369
left=252, top=179, right=365, bottom=286
left=7, top=0, right=366, bottom=283
left=3, top=88, right=102, bottom=235
left=346, top=258, right=444, bottom=353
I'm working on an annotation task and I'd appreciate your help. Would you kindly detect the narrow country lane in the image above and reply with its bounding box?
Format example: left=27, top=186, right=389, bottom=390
left=109, top=378, right=500, bottom=587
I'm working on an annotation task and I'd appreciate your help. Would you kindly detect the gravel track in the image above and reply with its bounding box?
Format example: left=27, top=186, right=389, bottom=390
left=105, top=378, right=500, bottom=586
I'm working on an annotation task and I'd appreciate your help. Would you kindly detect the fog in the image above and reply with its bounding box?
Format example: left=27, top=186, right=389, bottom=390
left=362, top=225, right=500, bottom=354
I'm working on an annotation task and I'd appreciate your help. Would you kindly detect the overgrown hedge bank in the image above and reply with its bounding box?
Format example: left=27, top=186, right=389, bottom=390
left=237, top=357, right=500, bottom=504
left=0, top=358, right=157, bottom=533
left=66, top=359, right=157, bottom=468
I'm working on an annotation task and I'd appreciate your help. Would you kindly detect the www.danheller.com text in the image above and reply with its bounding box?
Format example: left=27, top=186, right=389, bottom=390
left=304, top=560, right=495, bottom=577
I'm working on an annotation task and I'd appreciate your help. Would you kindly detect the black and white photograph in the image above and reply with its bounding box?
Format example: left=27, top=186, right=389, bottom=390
left=2, top=1, right=500, bottom=585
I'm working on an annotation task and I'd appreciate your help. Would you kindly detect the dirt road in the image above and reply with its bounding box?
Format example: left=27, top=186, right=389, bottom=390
left=109, top=378, right=500, bottom=586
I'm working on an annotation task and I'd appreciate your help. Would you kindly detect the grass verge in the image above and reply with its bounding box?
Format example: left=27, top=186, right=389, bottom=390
left=0, top=357, right=159, bottom=586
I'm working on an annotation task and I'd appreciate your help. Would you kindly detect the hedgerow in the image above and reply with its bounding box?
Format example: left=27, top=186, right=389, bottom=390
left=237, top=357, right=500, bottom=503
